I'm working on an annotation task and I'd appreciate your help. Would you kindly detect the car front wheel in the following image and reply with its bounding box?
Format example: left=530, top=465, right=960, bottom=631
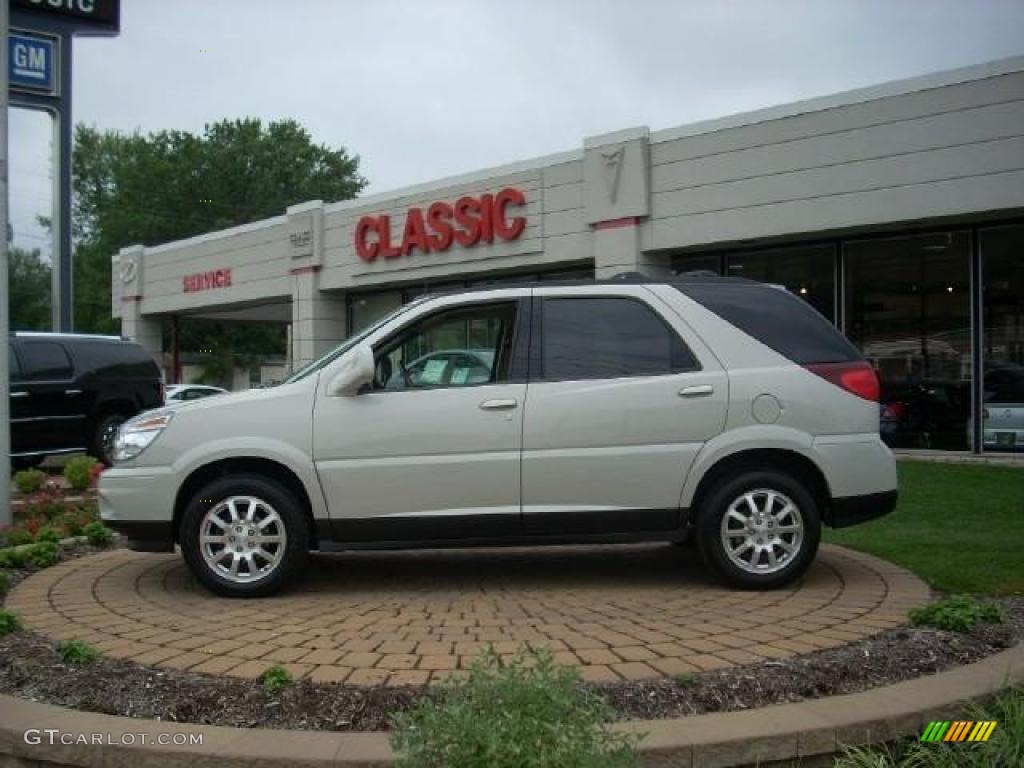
left=696, top=469, right=820, bottom=589
left=180, top=474, right=309, bottom=597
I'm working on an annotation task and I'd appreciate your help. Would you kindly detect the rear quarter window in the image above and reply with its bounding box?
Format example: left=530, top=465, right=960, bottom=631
left=673, top=281, right=861, bottom=364
left=17, top=341, right=73, bottom=380
left=72, top=342, right=160, bottom=379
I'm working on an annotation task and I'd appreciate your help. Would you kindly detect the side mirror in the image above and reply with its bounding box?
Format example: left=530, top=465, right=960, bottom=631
left=327, top=344, right=375, bottom=396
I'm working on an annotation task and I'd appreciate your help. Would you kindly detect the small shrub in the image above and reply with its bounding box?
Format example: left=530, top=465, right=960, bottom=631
left=59, top=509, right=97, bottom=538
left=909, top=595, right=1003, bottom=633
left=57, top=639, right=99, bottom=665
left=0, top=609, right=22, bottom=636
left=83, top=522, right=113, bottom=547
left=35, top=526, right=63, bottom=544
left=88, top=462, right=106, bottom=487
left=0, top=547, right=30, bottom=569
left=0, top=570, right=10, bottom=596
left=27, top=542, right=60, bottom=569
left=13, top=469, right=47, bottom=494
left=5, top=526, right=34, bottom=547
left=63, top=456, right=100, bottom=492
left=18, top=487, right=69, bottom=523
left=392, top=647, right=638, bottom=768
left=261, top=664, right=293, bottom=694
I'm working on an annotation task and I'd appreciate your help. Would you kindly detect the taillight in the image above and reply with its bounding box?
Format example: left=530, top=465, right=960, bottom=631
left=806, top=361, right=880, bottom=401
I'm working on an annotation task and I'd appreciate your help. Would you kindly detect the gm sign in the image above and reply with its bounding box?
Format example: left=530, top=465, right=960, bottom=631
left=8, top=31, right=59, bottom=96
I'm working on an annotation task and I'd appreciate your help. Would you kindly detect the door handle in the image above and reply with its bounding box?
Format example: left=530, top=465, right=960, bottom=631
left=479, top=398, right=518, bottom=410
left=10, top=392, right=28, bottom=398
left=679, top=385, right=714, bottom=397
left=65, top=389, right=83, bottom=395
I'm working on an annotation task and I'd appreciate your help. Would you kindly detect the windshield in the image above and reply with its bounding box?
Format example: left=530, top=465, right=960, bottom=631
left=282, top=298, right=427, bottom=384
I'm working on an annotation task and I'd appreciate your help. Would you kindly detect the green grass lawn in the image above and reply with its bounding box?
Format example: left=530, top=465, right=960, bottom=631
left=824, top=461, right=1024, bottom=595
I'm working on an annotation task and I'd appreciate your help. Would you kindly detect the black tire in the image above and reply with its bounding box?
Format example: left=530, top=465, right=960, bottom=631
left=180, top=474, right=309, bottom=597
left=696, top=469, right=821, bottom=589
left=91, top=412, right=130, bottom=465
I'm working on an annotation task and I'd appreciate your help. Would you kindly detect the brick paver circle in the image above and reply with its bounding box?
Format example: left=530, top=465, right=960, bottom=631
left=7, top=544, right=930, bottom=686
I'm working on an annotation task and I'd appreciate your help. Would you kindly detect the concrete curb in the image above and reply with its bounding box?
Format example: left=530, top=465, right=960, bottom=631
left=0, top=643, right=1020, bottom=768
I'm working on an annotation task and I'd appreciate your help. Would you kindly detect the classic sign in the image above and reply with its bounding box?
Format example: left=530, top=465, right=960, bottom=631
left=183, top=269, right=232, bottom=293
left=12, top=0, right=121, bottom=34
left=355, top=188, right=527, bottom=263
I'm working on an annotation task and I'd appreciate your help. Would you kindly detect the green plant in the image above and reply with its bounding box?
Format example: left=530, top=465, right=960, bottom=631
left=63, top=456, right=100, bottom=492
left=4, top=527, right=33, bottom=547
left=35, top=526, right=62, bottom=544
left=261, top=663, right=293, bottom=694
left=0, top=608, right=22, bottom=636
left=27, top=542, right=60, bottom=569
left=0, top=547, right=31, bottom=569
left=12, top=468, right=47, bottom=494
left=909, top=596, right=1003, bottom=633
left=673, top=672, right=699, bottom=689
left=0, top=570, right=10, bottom=597
left=834, top=686, right=1023, bottom=767
left=392, top=647, right=637, bottom=768
left=59, top=508, right=97, bottom=538
left=83, top=521, right=113, bottom=547
left=57, top=639, right=100, bottom=665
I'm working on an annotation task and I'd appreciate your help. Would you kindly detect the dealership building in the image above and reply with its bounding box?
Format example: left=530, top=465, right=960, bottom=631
left=112, top=55, right=1024, bottom=453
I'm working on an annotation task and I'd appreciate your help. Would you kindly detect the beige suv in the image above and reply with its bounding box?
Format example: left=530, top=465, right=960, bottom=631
left=100, top=277, right=898, bottom=596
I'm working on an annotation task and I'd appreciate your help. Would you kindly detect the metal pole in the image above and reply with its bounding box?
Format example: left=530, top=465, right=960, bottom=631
left=2, top=2, right=13, bottom=526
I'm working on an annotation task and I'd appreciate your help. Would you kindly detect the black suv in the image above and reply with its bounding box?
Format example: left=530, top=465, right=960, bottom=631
left=9, top=333, right=163, bottom=468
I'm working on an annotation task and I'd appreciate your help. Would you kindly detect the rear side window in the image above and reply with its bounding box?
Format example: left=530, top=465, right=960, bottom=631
left=540, top=297, right=699, bottom=380
left=73, top=342, right=159, bottom=379
left=18, top=342, right=73, bottom=380
left=674, top=281, right=861, bottom=364
left=8, top=344, right=21, bottom=380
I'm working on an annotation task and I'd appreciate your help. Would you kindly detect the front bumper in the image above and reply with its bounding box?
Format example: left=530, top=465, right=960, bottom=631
left=826, top=489, right=898, bottom=528
left=98, top=465, right=178, bottom=552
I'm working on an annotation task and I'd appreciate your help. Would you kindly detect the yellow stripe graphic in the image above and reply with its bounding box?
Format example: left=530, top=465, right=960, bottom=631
left=980, top=721, right=997, bottom=742
left=967, top=721, right=985, bottom=741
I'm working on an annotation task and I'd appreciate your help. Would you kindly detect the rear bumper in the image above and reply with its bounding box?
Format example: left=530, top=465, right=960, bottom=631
left=826, top=489, right=898, bottom=529
left=105, top=520, right=175, bottom=552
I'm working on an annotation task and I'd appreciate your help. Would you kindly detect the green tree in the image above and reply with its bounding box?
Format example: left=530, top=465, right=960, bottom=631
left=9, top=246, right=52, bottom=331
left=72, top=118, right=367, bottom=356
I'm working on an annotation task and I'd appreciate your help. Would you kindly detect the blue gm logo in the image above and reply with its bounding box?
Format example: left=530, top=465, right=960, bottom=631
left=9, top=31, right=58, bottom=95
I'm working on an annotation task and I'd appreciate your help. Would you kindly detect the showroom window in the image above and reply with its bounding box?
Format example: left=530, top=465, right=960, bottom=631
left=980, top=224, right=1024, bottom=453
left=725, top=244, right=836, bottom=323
left=349, top=291, right=402, bottom=334
left=844, top=231, right=972, bottom=451
left=540, top=297, right=698, bottom=380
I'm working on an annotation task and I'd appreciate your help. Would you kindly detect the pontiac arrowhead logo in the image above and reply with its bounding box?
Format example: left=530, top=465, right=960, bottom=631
left=601, top=146, right=624, bottom=203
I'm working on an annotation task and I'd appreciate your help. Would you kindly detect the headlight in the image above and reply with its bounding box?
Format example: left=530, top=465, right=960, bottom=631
left=113, top=411, right=174, bottom=463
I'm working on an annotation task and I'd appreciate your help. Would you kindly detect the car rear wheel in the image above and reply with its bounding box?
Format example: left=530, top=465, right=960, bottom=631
left=696, top=469, right=820, bottom=589
left=180, top=474, right=309, bottom=597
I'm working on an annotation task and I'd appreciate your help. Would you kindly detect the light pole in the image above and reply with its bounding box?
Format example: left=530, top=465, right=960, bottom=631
left=1, top=1, right=12, bottom=526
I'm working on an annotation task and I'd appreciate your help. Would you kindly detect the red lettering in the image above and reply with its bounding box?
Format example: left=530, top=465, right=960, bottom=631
left=355, top=216, right=380, bottom=262
left=401, top=207, right=430, bottom=256
left=377, top=214, right=402, bottom=259
left=224, top=269, right=232, bottom=287
left=494, top=188, right=526, bottom=240
left=453, top=196, right=482, bottom=247
left=426, top=202, right=454, bottom=251
left=478, top=193, right=494, bottom=243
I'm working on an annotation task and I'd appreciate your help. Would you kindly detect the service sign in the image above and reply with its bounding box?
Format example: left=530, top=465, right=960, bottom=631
left=8, top=30, right=59, bottom=96
left=11, top=0, right=120, bottom=35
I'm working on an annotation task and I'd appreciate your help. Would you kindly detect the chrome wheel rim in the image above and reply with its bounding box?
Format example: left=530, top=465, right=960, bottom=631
left=199, top=496, right=287, bottom=584
left=100, top=419, right=123, bottom=462
left=720, top=488, right=804, bottom=575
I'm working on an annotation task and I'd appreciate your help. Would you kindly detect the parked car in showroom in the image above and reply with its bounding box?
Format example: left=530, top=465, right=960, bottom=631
left=99, top=276, right=897, bottom=596
left=165, top=384, right=228, bottom=404
left=981, top=362, right=1024, bottom=451
left=9, top=332, right=163, bottom=468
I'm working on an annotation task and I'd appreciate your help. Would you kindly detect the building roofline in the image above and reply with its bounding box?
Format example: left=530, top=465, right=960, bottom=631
left=651, top=54, right=1024, bottom=144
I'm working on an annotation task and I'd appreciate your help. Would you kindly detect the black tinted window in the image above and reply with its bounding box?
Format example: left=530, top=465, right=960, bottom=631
left=674, top=281, right=860, bottom=364
left=18, top=342, right=73, bottom=380
left=8, top=344, right=21, bottom=379
left=73, top=341, right=159, bottom=379
left=541, top=297, right=699, bottom=380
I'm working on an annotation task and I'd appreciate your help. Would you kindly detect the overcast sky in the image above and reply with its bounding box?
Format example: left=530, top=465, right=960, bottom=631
left=10, top=0, right=1024, bottom=257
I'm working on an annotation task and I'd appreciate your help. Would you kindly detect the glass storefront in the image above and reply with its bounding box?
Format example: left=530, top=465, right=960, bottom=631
left=845, top=232, right=971, bottom=450
left=671, top=220, right=1024, bottom=453
left=980, top=225, right=1024, bottom=453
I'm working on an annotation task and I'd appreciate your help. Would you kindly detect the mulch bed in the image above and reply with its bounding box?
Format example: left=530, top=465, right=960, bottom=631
left=2, top=547, right=1021, bottom=731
